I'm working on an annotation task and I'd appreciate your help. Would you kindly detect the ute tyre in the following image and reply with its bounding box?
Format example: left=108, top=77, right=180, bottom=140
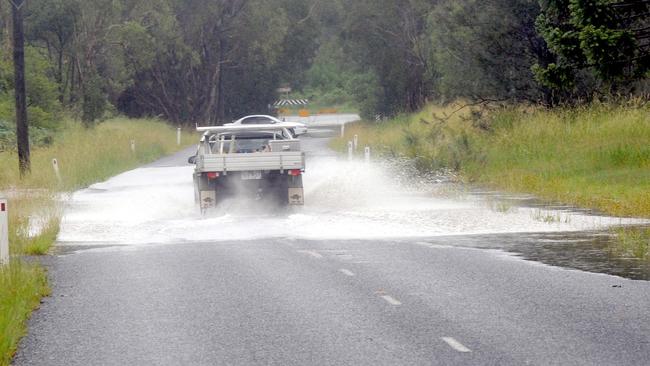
left=274, top=177, right=289, bottom=206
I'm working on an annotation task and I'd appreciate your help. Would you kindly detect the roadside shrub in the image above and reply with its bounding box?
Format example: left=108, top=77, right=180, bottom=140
left=81, top=73, right=107, bottom=126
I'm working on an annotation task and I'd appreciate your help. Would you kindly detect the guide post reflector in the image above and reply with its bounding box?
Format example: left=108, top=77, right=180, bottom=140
left=0, top=196, right=8, bottom=265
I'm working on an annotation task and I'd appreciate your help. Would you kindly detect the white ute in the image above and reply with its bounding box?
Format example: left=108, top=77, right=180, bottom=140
left=188, top=122, right=305, bottom=212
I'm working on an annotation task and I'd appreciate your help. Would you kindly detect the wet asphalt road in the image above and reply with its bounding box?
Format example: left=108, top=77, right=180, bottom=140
left=14, top=127, right=650, bottom=366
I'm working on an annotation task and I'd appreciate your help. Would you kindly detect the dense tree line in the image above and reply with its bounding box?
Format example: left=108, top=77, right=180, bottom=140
left=1, top=0, right=649, bottom=129
left=0, top=0, right=318, bottom=127
left=305, top=0, right=650, bottom=118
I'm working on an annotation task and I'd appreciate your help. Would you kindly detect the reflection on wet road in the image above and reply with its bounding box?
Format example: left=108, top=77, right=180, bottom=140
left=413, top=229, right=650, bottom=280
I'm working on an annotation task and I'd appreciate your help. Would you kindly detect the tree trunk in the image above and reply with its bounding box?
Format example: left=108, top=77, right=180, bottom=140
left=11, top=0, right=30, bottom=176
left=69, top=58, right=77, bottom=104
left=56, top=44, right=65, bottom=103
left=202, top=37, right=225, bottom=125
left=202, top=63, right=221, bottom=124
left=216, top=61, right=225, bottom=123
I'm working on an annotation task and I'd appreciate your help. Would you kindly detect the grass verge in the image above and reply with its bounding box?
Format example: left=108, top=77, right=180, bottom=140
left=0, top=117, right=195, bottom=365
left=609, top=227, right=650, bottom=261
left=333, top=102, right=650, bottom=219
left=0, top=262, right=50, bottom=366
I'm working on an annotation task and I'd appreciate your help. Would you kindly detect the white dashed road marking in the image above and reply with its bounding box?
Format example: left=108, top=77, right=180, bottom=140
left=298, top=250, right=323, bottom=259
left=381, top=295, right=402, bottom=306
left=339, top=269, right=355, bottom=276
left=442, top=337, right=472, bottom=353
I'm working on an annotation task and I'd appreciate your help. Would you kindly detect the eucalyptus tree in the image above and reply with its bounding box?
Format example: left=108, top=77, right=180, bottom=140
left=429, top=0, right=553, bottom=103
left=113, top=0, right=319, bottom=124
left=341, top=0, right=436, bottom=116
left=25, top=0, right=79, bottom=104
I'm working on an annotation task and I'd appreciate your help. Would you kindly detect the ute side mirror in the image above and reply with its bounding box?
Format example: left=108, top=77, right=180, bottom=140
left=188, top=156, right=197, bottom=164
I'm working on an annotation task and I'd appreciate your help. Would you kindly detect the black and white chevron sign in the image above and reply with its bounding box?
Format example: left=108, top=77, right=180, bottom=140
left=273, top=99, right=309, bottom=107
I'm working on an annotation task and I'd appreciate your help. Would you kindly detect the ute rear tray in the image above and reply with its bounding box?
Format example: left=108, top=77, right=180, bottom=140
left=196, top=152, right=304, bottom=172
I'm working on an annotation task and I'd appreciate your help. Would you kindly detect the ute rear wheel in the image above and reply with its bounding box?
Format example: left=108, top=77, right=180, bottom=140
left=274, top=176, right=290, bottom=205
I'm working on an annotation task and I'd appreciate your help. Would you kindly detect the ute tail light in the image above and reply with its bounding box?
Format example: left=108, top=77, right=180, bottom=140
left=288, top=169, right=302, bottom=176
left=207, top=172, right=220, bottom=180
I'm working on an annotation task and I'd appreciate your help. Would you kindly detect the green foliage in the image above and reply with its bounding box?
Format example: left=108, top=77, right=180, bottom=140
left=302, top=42, right=353, bottom=103
left=81, top=73, right=106, bottom=126
left=2, top=0, right=323, bottom=126
left=297, top=41, right=379, bottom=116
left=610, top=227, right=650, bottom=261
left=430, top=0, right=550, bottom=102
left=274, top=0, right=321, bottom=88
left=340, top=0, right=436, bottom=115
left=532, top=63, right=575, bottom=89
left=535, top=0, right=650, bottom=93
left=308, top=0, right=648, bottom=113
left=107, top=0, right=322, bottom=123
left=0, top=262, right=50, bottom=366
left=312, top=0, right=559, bottom=114
left=1, top=0, right=649, bottom=134
left=347, top=71, right=382, bottom=120
left=0, top=48, right=60, bottom=130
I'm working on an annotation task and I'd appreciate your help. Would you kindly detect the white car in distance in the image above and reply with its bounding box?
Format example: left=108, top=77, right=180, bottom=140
left=228, top=115, right=307, bottom=136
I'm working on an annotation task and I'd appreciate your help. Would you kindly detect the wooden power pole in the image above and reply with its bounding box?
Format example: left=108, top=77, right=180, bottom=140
left=11, top=0, right=30, bottom=176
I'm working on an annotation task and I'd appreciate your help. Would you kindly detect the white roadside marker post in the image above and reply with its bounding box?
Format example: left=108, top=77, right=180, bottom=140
left=353, top=134, right=359, bottom=151
left=348, top=141, right=354, bottom=161
left=130, top=139, right=136, bottom=153
left=1, top=196, right=8, bottom=265
left=365, top=146, right=371, bottom=163
left=177, top=127, right=181, bottom=146
left=340, top=124, right=345, bottom=138
left=52, top=158, right=62, bottom=185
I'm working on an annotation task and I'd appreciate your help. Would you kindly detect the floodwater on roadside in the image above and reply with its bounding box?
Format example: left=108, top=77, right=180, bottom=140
left=56, top=125, right=649, bottom=280
left=411, top=229, right=650, bottom=280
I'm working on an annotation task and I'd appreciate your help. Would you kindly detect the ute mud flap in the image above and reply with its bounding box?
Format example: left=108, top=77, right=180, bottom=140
left=288, top=188, right=304, bottom=205
left=287, top=175, right=304, bottom=205
left=200, top=190, right=216, bottom=212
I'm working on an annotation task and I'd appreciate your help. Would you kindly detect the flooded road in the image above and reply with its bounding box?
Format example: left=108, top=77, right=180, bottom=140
left=57, top=118, right=649, bottom=279
left=17, top=115, right=650, bottom=366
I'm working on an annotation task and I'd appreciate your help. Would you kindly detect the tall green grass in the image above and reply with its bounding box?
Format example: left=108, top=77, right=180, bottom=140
left=468, top=105, right=650, bottom=218
left=334, top=102, right=650, bottom=218
left=0, top=262, right=49, bottom=366
left=0, top=118, right=195, bottom=190
left=609, top=227, right=650, bottom=261
left=0, top=117, right=195, bottom=366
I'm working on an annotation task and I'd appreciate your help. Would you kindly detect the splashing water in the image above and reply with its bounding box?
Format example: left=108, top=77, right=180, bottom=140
left=57, top=151, right=646, bottom=246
